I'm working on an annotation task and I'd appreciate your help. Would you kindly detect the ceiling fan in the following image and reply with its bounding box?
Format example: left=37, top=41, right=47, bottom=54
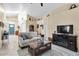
left=40, top=3, right=43, bottom=7
left=30, top=3, right=43, bottom=7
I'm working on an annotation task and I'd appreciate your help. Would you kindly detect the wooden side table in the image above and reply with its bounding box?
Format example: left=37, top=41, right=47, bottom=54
left=28, top=41, right=51, bottom=56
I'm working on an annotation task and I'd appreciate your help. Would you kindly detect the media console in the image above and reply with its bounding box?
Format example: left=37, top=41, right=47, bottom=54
left=52, top=33, right=78, bottom=52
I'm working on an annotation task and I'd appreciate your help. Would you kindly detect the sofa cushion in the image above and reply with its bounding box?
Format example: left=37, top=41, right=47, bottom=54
left=26, top=33, right=32, bottom=39
left=29, top=32, right=37, bottom=38
left=20, top=33, right=29, bottom=40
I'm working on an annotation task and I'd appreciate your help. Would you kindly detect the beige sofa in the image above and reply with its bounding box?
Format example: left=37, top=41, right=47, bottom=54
left=18, top=32, right=42, bottom=48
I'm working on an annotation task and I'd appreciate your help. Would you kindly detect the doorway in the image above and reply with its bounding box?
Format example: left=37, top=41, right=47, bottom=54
left=9, top=24, right=15, bottom=34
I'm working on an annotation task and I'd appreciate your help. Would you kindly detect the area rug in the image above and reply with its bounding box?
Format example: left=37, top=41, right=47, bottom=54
left=17, top=48, right=64, bottom=56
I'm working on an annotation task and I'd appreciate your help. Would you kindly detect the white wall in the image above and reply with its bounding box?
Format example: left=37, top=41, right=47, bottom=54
left=3, top=15, right=18, bottom=32
left=18, top=11, right=27, bottom=32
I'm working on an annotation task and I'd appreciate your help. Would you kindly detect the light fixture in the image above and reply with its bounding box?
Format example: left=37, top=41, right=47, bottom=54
left=41, top=3, right=43, bottom=7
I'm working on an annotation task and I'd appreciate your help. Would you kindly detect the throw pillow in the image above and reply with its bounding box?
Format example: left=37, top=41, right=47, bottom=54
left=20, top=34, right=28, bottom=40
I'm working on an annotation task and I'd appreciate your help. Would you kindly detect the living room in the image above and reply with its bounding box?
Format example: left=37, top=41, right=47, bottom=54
left=0, top=3, right=79, bottom=56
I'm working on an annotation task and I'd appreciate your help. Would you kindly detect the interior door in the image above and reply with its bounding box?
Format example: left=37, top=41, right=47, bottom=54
left=9, top=24, right=15, bottom=34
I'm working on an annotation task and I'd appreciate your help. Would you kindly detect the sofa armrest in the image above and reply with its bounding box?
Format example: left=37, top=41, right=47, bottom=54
left=18, top=37, right=24, bottom=44
left=31, top=37, right=42, bottom=42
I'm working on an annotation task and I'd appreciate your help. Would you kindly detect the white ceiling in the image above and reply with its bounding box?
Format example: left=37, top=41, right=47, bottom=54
left=1, top=3, right=64, bottom=17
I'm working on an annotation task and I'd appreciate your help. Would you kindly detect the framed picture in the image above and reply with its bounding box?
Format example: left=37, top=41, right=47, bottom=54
left=37, top=24, right=39, bottom=28
left=40, top=25, right=43, bottom=29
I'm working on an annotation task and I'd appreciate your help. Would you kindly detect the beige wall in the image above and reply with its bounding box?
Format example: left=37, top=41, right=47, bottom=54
left=45, top=6, right=79, bottom=49
left=26, top=15, right=37, bottom=32
left=37, top=19, right=44, bottom=34
left=37, top=17, right=48, bottom=36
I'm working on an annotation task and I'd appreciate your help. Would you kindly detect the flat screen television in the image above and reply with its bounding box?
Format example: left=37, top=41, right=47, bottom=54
left=57, top=25, right=73, bottom=34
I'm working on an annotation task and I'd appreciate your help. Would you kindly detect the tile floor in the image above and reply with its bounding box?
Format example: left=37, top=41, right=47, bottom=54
left=0, top=35, right=18, bottom=56
left=0, top=35, right=79, bottom=56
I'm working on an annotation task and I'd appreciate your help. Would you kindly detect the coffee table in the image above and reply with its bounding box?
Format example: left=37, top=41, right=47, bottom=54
left=28, top=41, right=51, bottom=56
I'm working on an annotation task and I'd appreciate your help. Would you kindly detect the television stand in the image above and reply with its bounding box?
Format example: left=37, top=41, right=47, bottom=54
left=52, top=33, right=78, bottom=52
